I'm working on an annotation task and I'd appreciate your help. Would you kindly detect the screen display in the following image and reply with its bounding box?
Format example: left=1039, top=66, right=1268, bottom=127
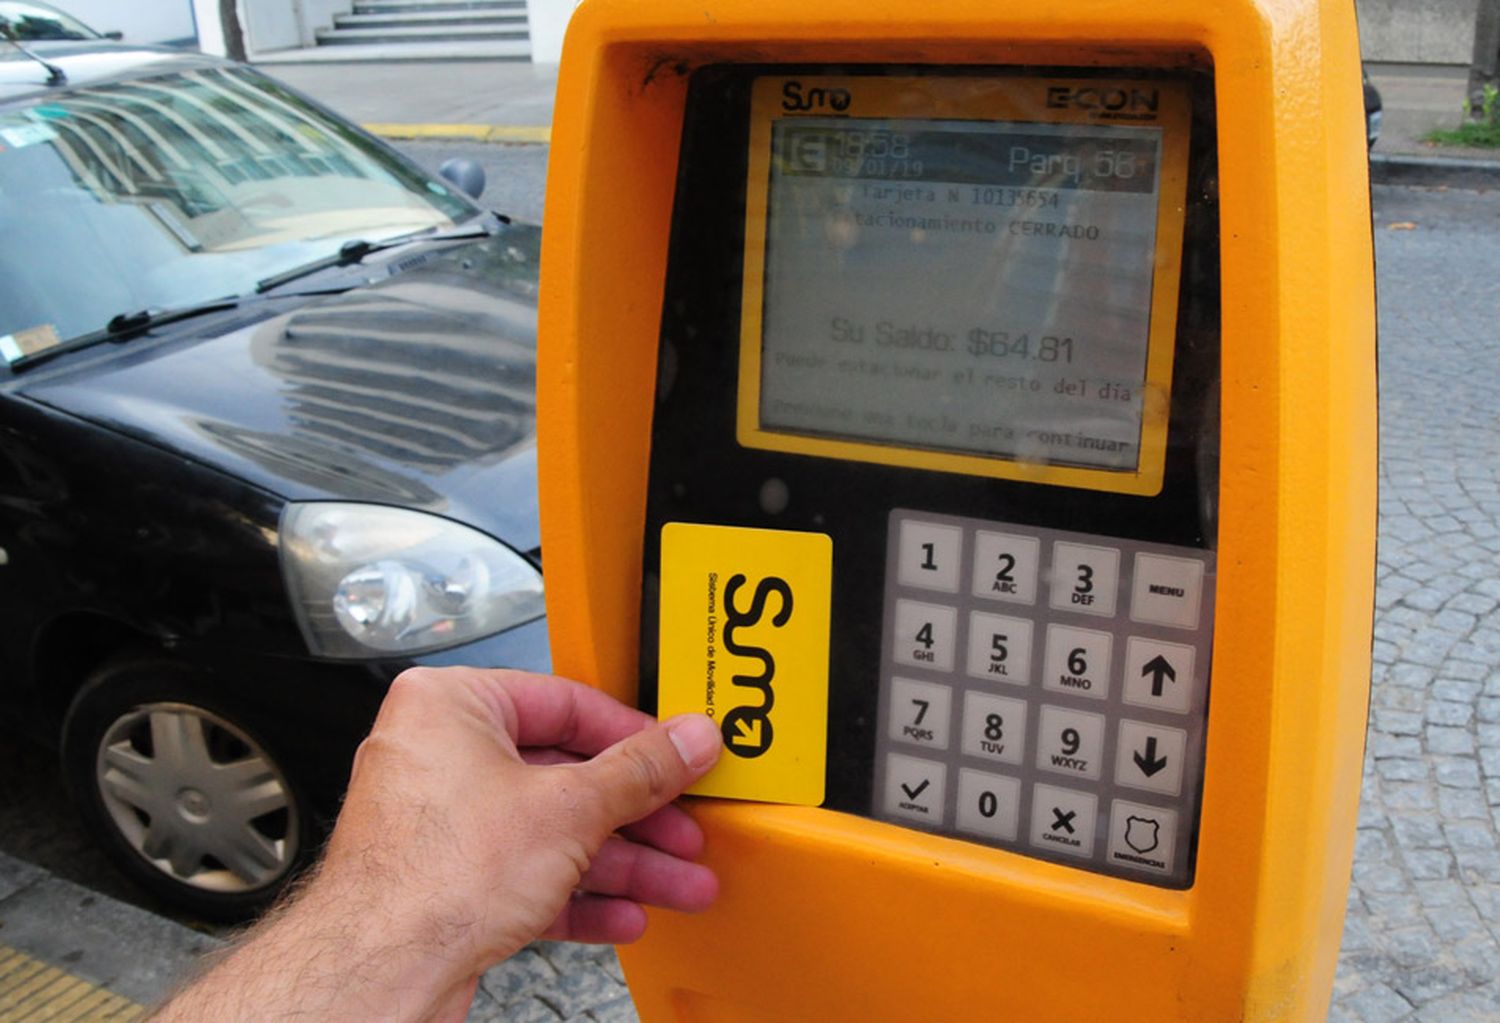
left=737, top=76, right=1191, bottom=493
left=760, top=118, right=1162, bottom=471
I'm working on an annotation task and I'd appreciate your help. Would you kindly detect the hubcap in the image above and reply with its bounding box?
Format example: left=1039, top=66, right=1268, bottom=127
left=95, top=702, right=299, bottom=894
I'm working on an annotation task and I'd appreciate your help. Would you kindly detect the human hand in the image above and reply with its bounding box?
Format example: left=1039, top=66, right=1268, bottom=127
left=327, top=667, right=724, bottom=960
left=149, top=667, right=722, bottom=1023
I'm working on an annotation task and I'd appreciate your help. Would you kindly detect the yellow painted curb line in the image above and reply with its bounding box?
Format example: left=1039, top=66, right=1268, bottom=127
left=0, top=945, right=143, bottom=1021
left=364, top=122, right=551, bottom=144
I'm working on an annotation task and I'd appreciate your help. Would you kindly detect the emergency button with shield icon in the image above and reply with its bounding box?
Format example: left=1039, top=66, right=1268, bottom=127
left=1107, top=799, right=1179, bottom=875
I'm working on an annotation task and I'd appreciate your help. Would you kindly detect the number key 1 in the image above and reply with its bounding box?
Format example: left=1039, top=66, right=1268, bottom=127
left=898, top=520, right=962, bottom=593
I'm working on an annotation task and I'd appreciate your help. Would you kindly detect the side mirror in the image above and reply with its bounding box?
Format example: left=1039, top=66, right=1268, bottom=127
left=439, top=158, right=486, bottom=200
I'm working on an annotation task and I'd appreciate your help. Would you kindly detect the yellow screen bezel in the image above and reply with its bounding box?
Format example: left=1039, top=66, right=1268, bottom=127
left=735, top=74, right=1192, bottom=496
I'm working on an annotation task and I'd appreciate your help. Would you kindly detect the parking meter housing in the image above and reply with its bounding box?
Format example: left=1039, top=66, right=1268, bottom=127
left=537, top=1, right=1376, bottom=1019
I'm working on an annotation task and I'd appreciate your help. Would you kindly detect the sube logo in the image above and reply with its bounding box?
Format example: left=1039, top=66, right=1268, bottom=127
left=782, top=80, right=852, bottom=113
left=719, top=573, right=793, bottom=758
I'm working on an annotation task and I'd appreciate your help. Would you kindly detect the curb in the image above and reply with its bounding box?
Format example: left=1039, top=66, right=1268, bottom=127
left=0, top=853, right=221, bottom=1018
left=1371, top=152, right=1500, bottom=189
left=364, top=122, right=550, bottom=145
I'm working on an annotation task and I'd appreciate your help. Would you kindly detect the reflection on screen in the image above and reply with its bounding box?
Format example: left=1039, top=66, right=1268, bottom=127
left=757, top=118, right=1164, bottom=472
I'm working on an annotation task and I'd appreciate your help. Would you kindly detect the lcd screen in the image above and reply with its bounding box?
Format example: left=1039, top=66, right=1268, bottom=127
left=756, top=115, right=1167, bottom=473
left=735, top=75, right=1182, bottom=489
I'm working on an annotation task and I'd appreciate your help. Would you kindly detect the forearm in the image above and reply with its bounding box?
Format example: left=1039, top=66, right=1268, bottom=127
left=149, top=867, right=475, bottom=1023
left=148, top=670, right=722, bottom=1022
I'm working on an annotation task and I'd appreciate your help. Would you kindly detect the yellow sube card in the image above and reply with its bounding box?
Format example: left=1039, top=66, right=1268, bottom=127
left=657, top=522, right=832, bottom=805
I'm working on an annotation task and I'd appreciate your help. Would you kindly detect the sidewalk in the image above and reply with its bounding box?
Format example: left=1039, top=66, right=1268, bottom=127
left=1366, top=63, right=1500, bottom=188
left=0, top=853, right=216, bottom=1020
left=269, top=61, right=557, bottom=142
left=0, top=851, right=637, bottom=1023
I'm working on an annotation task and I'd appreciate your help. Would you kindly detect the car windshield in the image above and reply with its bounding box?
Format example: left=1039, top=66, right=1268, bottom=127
left=0, top=1, right=98, bottom=40
left=0, top=63, right=477, bottom=345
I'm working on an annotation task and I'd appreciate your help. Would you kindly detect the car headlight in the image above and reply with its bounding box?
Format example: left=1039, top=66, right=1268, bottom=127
left=280, top=502, right=544, bottom=658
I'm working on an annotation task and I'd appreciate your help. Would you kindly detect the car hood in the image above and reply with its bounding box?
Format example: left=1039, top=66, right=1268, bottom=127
left=20, top=228, right=544, bottom=552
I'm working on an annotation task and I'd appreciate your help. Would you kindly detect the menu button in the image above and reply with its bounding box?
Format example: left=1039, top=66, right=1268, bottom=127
left=1130, top=552, right=1205, bottom=629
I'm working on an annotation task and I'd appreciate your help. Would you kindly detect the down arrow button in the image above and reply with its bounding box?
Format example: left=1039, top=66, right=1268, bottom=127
left=1133, top=736, right=1169, bottom=777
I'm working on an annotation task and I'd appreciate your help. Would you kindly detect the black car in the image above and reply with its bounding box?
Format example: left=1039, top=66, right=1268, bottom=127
left=0, top=42, right=550, bottom=919
left=1365, top=69, right=1382, bottom=149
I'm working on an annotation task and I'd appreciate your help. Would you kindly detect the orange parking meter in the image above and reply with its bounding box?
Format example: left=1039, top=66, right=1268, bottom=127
left=537, top=0, right=1376, bottom=1019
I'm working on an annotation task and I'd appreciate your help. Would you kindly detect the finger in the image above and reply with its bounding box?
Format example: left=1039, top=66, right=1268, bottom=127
left=519, top=747, right=580, bottom=767
left=523, top=748, right=705, bottom=857
left=618, top=804, right=706, bottom=860
left=566, top=714, right=722, bottom=830
left=489, top=672, right=664, bottom=755
left=578, top=836, right=718, bottom=912
left=382, top=668, right=661, bottom=760
left=541, top=895, right=648, bottom=945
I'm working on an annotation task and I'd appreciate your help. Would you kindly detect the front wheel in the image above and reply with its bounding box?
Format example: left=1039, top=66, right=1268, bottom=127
left=62, top=658, right=313, bottom=922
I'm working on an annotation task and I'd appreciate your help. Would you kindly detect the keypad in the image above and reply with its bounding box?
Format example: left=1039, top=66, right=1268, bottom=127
left=874, top=510, right=1215, bottom=888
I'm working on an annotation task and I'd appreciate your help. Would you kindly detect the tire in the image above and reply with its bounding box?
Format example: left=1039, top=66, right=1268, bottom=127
left=61, top=656, right=315, bottom=922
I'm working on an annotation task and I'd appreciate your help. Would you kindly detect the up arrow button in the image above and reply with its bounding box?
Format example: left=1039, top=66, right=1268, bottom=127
left=1141, top=655, right=1176, bottom=697
left=1123, top=636, right=1197, bottom=715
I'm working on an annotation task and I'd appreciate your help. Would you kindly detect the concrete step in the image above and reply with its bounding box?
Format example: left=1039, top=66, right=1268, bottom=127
left=315, top=24, right=529, bottom=45
left=352, top=0, right=524, bottom=12
left=333, top=9, right=527, bottom=30
left=255, top=38, right=532, bottom=62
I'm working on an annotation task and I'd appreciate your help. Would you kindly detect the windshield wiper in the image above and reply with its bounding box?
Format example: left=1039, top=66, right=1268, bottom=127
left=10, top=296, right=242, bottom=371
left=0, top=24, right=67, bottom=85
left=254, top=219, right=498, bottom=295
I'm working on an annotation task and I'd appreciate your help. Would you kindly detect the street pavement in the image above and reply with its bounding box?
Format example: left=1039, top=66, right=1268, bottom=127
left=1327, top=185, right=1500, bottom=1023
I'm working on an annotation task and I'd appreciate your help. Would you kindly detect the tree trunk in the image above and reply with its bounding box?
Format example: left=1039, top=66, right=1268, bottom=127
left=1469, top=0, right=1500, bottom=118
left=219, top=0, right=246, bottom=62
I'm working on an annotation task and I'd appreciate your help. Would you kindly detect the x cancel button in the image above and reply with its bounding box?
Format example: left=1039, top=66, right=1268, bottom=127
left=1029, top=783, right=1097, bottom=859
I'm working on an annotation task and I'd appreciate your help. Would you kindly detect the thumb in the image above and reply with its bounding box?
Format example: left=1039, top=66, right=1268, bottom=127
left=574, top=714, right=722, bottom=829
